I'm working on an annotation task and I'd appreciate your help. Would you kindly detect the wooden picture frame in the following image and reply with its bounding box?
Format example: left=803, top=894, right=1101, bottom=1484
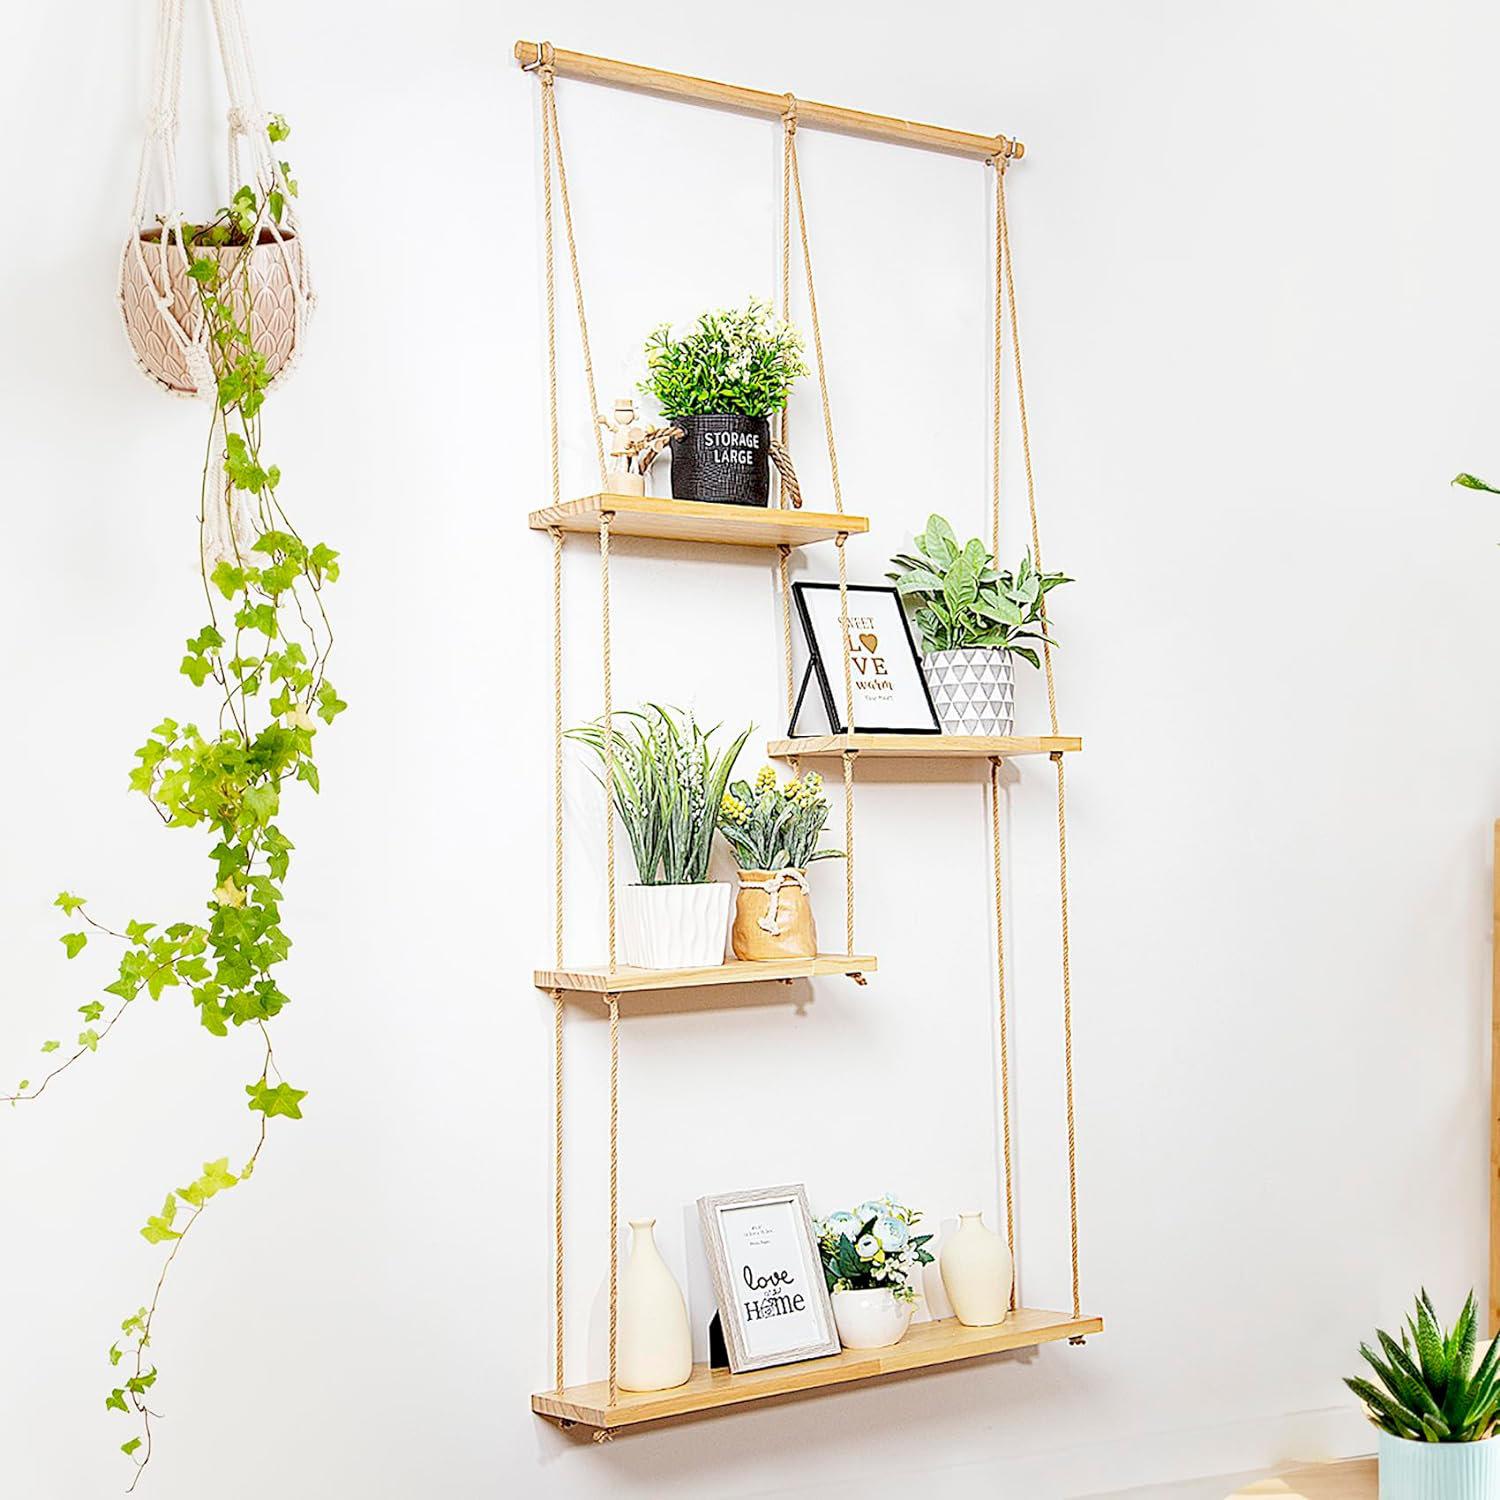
left=789, top=582, right=941, bottom=736
left=697, top=1184, right=840, bottom=1373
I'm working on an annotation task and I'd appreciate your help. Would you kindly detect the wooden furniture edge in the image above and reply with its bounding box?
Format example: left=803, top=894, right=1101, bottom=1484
left=532, top=1310, right=1103, bottom=1429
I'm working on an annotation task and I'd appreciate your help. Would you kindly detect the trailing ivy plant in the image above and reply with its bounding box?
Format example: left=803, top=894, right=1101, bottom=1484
left=3, top=117, right=342, bottom=1488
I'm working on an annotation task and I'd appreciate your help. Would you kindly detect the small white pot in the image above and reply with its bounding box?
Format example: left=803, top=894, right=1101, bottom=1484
left=830, top=1288, right=912, bottom=1351
left=922, top=647, right=1016, bottom=736
left=1377, top=1429, right=1500, bottom=1499
left=620, top=882, right=732, bottom=969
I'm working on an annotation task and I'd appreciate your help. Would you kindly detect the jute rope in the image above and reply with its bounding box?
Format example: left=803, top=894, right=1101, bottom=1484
left=538, top=59, right=559, bottom=508
left=600, top=512, right=617, bottom=971
left=990, top=146, right=1082, bottom=1321
left=551, top=519, right=566, bottom=1391
left=986, top=155, right=1016, bottom=1309
left=779, top=101, right=795, bottom=493
left=552, top=988, right=565, bottom=1389
left=835, top=534, right=857, bottom=954
left=607, top=993, right=620, bottom=1404
left=537, top=52, right=607, bottom=487
left=989, top=757, right=1017, bottom=1310
left=778, top=96, right=857, bottom=954
left=529, top=44, right=620, bottom=1402
left=783, top=100, right=844, bottom=514
left=778, top=544, right=795, bottom=721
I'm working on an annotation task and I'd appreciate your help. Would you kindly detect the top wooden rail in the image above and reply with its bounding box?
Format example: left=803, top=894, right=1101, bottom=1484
left=514, top=41, right=1024, bottom=162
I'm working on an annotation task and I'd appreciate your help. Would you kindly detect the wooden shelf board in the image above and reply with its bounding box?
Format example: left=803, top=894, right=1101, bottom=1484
left=528, top=494, right=869, bottom=548
left=535, top=954, right=877, bottom=995
left=768, top=733, right=1083, bottom=760
left=533, top=1309, right=1103, bottom=1430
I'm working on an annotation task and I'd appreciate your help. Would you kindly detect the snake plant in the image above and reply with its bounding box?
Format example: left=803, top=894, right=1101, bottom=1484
left=1345, top=1290, right=1500, bottom=1442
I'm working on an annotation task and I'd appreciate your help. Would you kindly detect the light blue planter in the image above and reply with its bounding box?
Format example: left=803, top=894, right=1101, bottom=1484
left=1378, top=1429, right=1500, bottom=1498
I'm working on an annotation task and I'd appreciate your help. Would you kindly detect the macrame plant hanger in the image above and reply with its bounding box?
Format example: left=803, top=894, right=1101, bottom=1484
left=527, top=46, right=863, bottom=1414
left=985, top=143, right=1084, bottom=1327
left=119, top=0, right=313, bottom=400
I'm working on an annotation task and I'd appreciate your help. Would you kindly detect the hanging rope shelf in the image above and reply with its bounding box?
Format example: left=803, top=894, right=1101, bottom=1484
left=521, top=39, right=1097, bottom=1439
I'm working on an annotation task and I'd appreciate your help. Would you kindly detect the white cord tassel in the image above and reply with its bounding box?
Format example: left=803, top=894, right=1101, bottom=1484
left=201, top=468, right=257, bottom=571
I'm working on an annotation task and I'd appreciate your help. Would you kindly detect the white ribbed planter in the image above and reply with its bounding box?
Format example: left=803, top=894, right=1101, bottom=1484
left=620, top=883, right=732, bottom=969
left=922, top=648, right=1016, bottom=735
left=1377, top=1429, right=1500, bottom=1499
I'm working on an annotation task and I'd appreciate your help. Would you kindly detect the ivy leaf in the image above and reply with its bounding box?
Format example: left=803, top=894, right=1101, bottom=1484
left=139, top=1195, right=181, bottom=1244
left=54, top=891, right=85, bottom=915
left=242, top=785, right=279, bottom=826
left=180, top=654, right=214, bottom=687
left=106, top=1389, right=129, bottom=1413
left=60, top=932, right=87, bottom=959
left=108, top=1343, right=124, bottom=1367
left=315, top=682, right=347, bottom=724
left=121, top=1438, right=143, bottom=1458
left=177, top=1157, right=238, bottom=1208
left=40, top=1040, right=59, bottom=1053
left=246, top=1080, right=307, bottom=1120
left=78, top=1001, right=104, bottom=1023
left=1454, top=473, right=1500, bottom=494
left=77, top=1029, right=100, bottom=1053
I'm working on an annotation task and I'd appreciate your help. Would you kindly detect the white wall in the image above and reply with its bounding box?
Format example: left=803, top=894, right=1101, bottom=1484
left=3, top=2, right=1500, bottom=1496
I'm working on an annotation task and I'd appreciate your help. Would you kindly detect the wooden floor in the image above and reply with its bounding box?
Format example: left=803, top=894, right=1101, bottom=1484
left=1225, top=1458, right=1374, bottom=1499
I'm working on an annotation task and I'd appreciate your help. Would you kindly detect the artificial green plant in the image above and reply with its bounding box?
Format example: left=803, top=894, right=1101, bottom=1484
left=718, top=765, right=842, bottom=872
left=888, top=513, right=1070, bottom=667
left=568, top=705, right=750, bottom=885
left=3, top=118, right=342, bottom=1488
left=1345, top=1290, right=1500, bottom=1443
left=641, top=298, right=807, bottom=418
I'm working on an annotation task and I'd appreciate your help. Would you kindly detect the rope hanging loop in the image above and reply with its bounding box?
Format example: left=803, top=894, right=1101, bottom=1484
left=119, top=0, right=313, bottom=399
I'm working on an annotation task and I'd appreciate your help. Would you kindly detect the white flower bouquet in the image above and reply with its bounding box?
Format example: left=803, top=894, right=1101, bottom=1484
left=816, top=1196, right=935, bottom=1304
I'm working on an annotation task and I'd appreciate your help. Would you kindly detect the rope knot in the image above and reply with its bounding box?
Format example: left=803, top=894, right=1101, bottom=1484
left=782, top=92, right=798, bottom=134
left=525, top=40, right=557, bottom=83
left=226, top=106, right=264, bottom=137
left=145, top=106, right=177, bottom=138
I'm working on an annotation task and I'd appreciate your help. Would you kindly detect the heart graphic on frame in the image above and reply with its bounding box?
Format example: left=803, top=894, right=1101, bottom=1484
left=858, top=633, right=879, bottom=653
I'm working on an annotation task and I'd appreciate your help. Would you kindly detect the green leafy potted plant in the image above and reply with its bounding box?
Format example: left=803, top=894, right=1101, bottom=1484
left=888, top=514, right=1071, bottom=736
left=569, top=705, right=750, bottom=968
left=718, top=766, right=842, bottom=962
left=5, top=128, right=343, bottom=1488
left=815, top=1197, right=934, bottom=1350
left=1345, top=1290, right=1500, bottom=1498
left=641, top=298, right=807, bottom=507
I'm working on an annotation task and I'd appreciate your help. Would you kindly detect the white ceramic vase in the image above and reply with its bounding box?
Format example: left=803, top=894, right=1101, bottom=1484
left=939, top=1211, right=1013, bottom=1327
left=1377, top=1429, right=1500, bottom=1498
left=922, top=647, right=1016, bottom=736
left=617, top=1218, right=693, bottom=1392
left=830, top=1288, right=912, bottom=1351
left=620, top=883, right=732, bottom=969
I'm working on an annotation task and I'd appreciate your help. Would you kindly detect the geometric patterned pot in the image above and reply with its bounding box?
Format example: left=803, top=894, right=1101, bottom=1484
left=119, top=230, right=307, bottom=398
left=921, top=648, right=1016, bottom=735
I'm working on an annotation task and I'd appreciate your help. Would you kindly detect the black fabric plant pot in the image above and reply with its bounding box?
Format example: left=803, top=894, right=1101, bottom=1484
left=668, top=413, right=771, bottom=507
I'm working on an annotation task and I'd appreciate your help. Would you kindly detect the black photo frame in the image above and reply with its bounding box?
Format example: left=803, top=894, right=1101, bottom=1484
left=789, top=582, right=941, bottom=736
